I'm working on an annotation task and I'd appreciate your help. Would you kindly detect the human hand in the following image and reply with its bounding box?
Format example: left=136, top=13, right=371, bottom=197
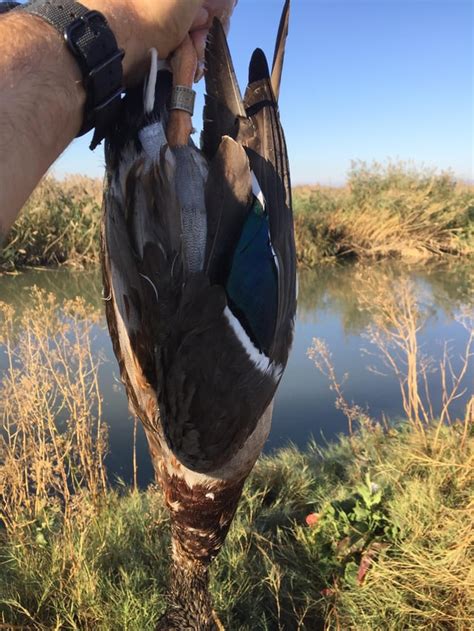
left=83, top=0, right=237, bottom=86
left=189, top=0, right=238, bottom=80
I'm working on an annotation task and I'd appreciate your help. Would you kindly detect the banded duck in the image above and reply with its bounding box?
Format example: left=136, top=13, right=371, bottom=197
left=101, top=1, right=295, bottom=628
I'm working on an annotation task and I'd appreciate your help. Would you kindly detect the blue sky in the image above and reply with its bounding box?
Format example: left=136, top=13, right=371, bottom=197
left=53, top=0, right=473, bottom=185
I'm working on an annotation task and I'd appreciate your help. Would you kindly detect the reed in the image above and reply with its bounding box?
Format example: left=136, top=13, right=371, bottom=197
left=0, top=288, right=107, bottom=532
left=1, top=176, right=102, bottom=269
left=309, top=271, right=473, bottom=432
left=1, top=162, right=472, bottom=269
left=294, top=161, right=474, bottom=265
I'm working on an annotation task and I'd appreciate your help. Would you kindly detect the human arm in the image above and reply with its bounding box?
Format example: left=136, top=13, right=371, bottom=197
left=0, top=0, right=236, bottom=240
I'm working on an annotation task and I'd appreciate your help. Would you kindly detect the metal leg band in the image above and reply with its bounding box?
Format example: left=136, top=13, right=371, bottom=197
left=169, top=86, right=196, bottom=115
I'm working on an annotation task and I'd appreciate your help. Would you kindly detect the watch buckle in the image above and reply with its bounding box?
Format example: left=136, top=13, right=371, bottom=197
left=64, top=10, right=105, bottom=56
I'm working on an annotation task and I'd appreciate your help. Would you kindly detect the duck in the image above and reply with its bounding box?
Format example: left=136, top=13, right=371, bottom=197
left=101, top=1, right=295, bottom=628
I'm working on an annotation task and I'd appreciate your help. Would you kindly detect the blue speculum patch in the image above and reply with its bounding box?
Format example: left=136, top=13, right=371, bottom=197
left=226, top=197, right=278, bottom=355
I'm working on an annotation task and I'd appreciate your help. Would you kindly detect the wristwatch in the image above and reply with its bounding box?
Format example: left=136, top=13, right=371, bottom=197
left=6, top=0, right=125, bottom=149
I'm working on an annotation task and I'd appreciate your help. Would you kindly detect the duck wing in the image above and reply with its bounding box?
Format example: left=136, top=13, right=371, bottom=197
left=204, top=8, right=296, bottom=366
left=237, top=4, right=296, bottom=367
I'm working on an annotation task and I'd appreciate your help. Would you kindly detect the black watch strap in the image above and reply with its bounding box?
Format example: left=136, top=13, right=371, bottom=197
left=19, top=0, right=124, bottom=149
left=0, top=2, right=20, bottom=13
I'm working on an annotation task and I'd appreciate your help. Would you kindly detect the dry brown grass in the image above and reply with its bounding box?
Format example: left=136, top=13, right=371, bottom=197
left=1, top=176, right=103, bottom=269
left=294, top=162, right=474, bottom=264
left=0, top=288, right=107, bottom=531
left=309, top=272, right=473, bottom=440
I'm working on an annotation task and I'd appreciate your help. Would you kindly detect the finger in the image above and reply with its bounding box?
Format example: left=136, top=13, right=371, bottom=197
left=191, top=7, right=209, bottom=30
left=156, top=0, right=203, bottom=56
left=194, top=60, right=205, bottom=83
left=190, top=27, right=209, bottom=64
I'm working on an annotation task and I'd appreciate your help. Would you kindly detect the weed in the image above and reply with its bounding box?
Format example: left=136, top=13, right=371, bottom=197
left=1, top=176, right=102, bottom=269
left=294, top=161, right=474, bottom=265
left=0, top=288, right=107, bottom=530
left=2, top=163, right=473, bottom=270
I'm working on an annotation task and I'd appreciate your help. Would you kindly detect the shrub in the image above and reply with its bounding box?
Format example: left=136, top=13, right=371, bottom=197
left=1, top=176, right=102, bottom=269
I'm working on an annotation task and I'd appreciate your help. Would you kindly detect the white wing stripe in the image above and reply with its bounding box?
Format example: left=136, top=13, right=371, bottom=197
left=223, top=306, right=282, bottom=380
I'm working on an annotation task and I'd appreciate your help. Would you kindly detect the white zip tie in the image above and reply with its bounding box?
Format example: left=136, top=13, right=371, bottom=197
left=144, top=48, right=158, bottom=114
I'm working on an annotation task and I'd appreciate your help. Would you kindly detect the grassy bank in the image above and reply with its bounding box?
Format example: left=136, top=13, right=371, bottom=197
left=0, top=285, right=473, bottom=629
left=1, top=162, right=473, bottom=269
left=0, top=422, right=472, bottom=630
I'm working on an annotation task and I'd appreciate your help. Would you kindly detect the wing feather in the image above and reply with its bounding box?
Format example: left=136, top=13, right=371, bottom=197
left=202, top=19, right=247, bottom=160
left=204, top=136, right=252, bottom=285
left=239, top=48, right=296, bottom=365
left=271, top=0, right=290, bottom=101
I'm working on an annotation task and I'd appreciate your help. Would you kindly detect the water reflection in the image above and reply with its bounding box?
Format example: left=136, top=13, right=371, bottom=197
left=297, top=261, right=473, bottom=328
left=0, top=268, right=103, bottom=312
left=0, top=261, right=472, bottom=487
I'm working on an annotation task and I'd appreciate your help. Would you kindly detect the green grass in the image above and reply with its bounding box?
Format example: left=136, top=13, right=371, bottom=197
left=1, top=162, right=472, bottom=269
left=1, top=421, right=472, bottom=630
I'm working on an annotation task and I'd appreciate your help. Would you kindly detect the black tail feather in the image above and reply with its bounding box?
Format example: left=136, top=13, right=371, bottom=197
left=248, top=48, right=271, bottom=84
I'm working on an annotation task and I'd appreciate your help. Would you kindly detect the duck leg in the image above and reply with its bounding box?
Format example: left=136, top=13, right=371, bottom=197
left=166, top=35, right=196, bottom=148
left=166, top=36, right=208, bottom=276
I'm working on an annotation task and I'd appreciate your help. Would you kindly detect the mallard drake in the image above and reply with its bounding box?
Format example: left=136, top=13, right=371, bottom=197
left=101, top=1, right=295, bottom=628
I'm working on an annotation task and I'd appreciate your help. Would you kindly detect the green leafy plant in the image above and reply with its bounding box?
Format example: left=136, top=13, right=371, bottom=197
left=306, top=472, right=400, bottom=590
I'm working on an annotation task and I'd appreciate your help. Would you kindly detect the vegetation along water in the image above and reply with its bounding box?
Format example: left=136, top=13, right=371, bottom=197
left=1, top=162, right=473, bottom=270
left=0, top=161, right=472, bottom=629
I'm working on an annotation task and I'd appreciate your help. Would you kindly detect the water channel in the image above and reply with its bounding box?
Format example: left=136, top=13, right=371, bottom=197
left=0, top=261, right=472, bottom=487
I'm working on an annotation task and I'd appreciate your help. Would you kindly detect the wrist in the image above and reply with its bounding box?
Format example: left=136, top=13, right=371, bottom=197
left=3, top=10, right=85, bottom=139
left=18, top=0, right=126, bottom=147
left=79, top=0, right=139, bottom=85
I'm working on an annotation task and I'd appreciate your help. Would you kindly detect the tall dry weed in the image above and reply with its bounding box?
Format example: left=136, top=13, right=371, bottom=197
left=1, top=176, right=102, bottom=269
left=0, top=288, right=107, bottom=531
left=294, top=161, right=474, bottom=264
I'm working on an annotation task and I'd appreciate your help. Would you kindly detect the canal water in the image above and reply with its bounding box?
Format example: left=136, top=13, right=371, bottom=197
left=0, top=261, right=472, bottom=487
